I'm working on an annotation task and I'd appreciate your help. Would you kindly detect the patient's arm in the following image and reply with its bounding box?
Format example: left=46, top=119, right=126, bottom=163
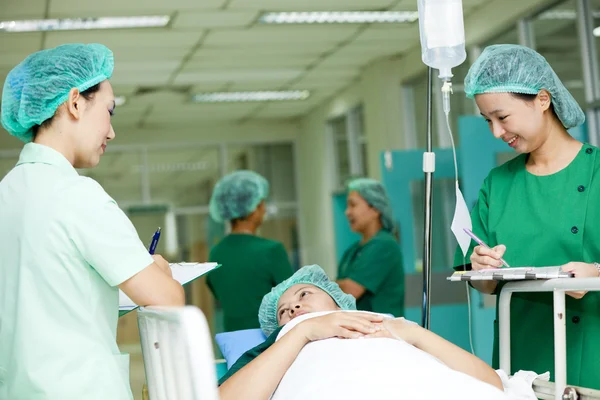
left=219, top=312, right=384, bottom=400
left=381, top=319, right=504, bottom=391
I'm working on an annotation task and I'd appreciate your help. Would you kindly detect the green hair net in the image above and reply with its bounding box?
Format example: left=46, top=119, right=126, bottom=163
left=209, top=170, right=269, bottom=223
left=464, top=44, right=584, bottom=129
left=258, top=264, right=356, bottom=336
left=348, top=178, right=394, bottom=232
left=1, top=43, right=114, bottom=143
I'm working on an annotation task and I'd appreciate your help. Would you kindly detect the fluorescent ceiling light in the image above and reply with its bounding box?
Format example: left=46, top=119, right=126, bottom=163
left=114, top=96, right=126, bottom=107
left=594, top=26, right=600, bottom=37
left=259, top=11, right=418, bottom=24
left=192, top=90, right=310, bottom=103
left=538, top=10, right=600, bottom=20
left=0, top=16, right=170, bottom=33
left=133, top=161, right=211, bottom=173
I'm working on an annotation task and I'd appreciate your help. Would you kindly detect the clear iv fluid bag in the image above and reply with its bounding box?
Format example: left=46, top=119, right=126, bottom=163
left=417, top=0, right=467, bottom=80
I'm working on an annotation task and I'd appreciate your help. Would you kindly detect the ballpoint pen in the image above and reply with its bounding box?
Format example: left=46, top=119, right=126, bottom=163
left=148, top=227, right=161, bottom=255
left=463, top=228, right=511, bottom=268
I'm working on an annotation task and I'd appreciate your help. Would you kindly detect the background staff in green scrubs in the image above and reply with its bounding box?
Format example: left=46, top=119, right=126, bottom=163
left=457, top=44, right=600, bottom=389
left=0, top=44, right=184, bottom=400
left=336, top=178, right=404, bottom=317
left=207, top=170, right=293, bottom=332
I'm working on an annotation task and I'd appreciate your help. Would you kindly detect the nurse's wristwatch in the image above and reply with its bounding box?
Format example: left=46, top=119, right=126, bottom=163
left=594, top=262, right=600, bottom=277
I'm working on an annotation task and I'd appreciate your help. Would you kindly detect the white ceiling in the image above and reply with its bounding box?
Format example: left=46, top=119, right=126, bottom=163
left=5, top=0, right=588, bottom=209
left=0, top=0, right=495, bottom=134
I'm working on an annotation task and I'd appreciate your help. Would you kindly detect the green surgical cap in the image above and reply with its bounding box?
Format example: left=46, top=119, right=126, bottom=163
left=348, top=178, right=394, bottom=232
left=209, top=170, right=269, bottom=223
left=258, top=264, right=356, bottom=336
left=464, top=44, right=584, bottom=129
left=1, top=43, right=114, bottom=143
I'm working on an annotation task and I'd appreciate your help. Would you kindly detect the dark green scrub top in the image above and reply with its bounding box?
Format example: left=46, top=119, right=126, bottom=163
left=208, top=234, right=293, bottom=332
left=337, top=230, right=405, bottom=317
left=455, top=144, right=600, bottom=389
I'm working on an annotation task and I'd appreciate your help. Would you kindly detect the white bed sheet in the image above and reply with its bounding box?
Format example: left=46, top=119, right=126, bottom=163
left=271, top=311, right=536, bottom=400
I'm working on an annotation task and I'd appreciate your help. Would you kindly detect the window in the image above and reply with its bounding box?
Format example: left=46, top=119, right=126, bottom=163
left=328, top=105, right=367, bottom=189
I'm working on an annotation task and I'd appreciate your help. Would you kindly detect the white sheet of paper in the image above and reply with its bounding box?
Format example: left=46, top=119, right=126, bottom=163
left=451, top=181, right=473, bottom=258
left=119, top=262, right=218, bottom=309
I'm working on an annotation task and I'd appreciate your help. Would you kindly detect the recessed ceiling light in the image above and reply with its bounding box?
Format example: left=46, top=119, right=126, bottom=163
left=0, top=16, right=170, bottom=33
left=114, top=96, right=126, bottom=107
left=192, top=90, right=310, bottom=103
left=538, top=10, right=600, bottom=20
left=258, top=11, right=418, bottom=25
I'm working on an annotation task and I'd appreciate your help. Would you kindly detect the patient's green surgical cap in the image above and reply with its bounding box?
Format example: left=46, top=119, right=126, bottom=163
left=1, top=43, right=114, bottom=143
left=464, top=44, right=584, bottom=129
left=348, top=178, right=394, bottom=232
left=209, top=170, right=269, bottom=223
left=258, top=264, right=356, bottom=336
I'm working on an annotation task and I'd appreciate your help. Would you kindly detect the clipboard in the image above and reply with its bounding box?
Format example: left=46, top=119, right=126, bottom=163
left=118, top=262, right=221, bottom=317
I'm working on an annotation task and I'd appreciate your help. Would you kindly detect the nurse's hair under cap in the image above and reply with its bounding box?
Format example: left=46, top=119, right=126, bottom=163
left=258, top=265, right=356, bottom=336
left=464, top=44, right=584, bottom=129
left=209, top=170, right=269, bottom=223
left=1, top=43, right=114, bottom=143
left=348, top=178, right=394, bottom=232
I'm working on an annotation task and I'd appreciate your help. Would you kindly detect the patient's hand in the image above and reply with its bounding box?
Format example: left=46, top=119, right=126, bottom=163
left=364, top=318, right=421, bottom=345
left=295, top=312, right=385, bottom=342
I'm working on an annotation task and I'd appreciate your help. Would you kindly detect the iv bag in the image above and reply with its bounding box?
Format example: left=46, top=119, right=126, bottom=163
left=417, top=0, right=467, bottom=79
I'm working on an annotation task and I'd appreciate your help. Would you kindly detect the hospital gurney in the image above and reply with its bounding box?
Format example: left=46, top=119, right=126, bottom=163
left=499, top=278, right=600, bottom=400
left=138, top=306, right=219, bottom=400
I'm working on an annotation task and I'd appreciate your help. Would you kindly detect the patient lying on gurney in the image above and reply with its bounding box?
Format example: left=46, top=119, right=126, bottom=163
left=218, top=265, right=527, bottom=400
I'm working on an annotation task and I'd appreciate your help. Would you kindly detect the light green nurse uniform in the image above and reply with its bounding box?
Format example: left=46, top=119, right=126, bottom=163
left=456, top=144, right=600, bottom=389
left=0, top=143, right=154, bottom=400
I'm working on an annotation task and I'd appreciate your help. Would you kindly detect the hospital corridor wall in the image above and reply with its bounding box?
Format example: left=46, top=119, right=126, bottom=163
left=332, top=115, right=589, bottom=364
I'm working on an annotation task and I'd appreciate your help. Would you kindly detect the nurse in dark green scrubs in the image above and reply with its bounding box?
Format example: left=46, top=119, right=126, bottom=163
left=457, top=44, right=600, bottom=389
left=207, top=170, right=293, bottom=332
left=336, top=178, right=404, bottom=317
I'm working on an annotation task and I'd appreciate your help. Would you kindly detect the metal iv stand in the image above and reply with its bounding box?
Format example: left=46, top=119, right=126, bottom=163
left=421, top=66, right=434, bottom=330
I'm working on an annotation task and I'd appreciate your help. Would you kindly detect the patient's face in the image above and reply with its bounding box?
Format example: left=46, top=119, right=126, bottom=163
left=277, top=284, right=339, bottom=326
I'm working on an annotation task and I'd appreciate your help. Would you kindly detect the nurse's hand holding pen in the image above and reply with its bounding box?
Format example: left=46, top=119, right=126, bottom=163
left=471, top=244, right=507, bottom=270
left=152, top=254, right=172, bottom=278
left=147, top=227, right=172, bottom=278
left=464, top=229, right=508, bottom=294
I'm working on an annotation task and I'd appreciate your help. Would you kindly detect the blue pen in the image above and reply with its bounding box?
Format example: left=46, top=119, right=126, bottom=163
left=463, top=228, right=511, bottom=268
left=148, top=227, right=161, bottom=255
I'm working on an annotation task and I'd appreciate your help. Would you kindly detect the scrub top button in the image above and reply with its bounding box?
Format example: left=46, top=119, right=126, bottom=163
left=578, top=185, right=585, bottom=192
left=572, top=316, right=580, bottom=323
left=586, top=148, right=593, bottom=154
left=571, top=226, right=579, bottom=234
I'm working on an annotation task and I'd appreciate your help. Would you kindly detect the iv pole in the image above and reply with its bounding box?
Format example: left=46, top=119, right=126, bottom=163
left=421, top=66, right=434, bottom=330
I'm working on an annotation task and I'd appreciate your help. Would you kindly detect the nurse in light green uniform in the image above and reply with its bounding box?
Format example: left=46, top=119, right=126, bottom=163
left=337, top=178, right=404, bottom=318
left=0, top=44, right=184, bottom=400
left=456, top=44, right=600, bottom=389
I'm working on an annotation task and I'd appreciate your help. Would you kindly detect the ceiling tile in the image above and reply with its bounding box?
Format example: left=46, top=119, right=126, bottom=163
left=186, top=55, right=315, bottom=69
left=174, top=68, right=303, bottom=85
left=0, top=0, right=46, bottom=19
left=111, top=47, right=191, bottom=62
left=44, top=30, right=203, bottom=50
left=110, top=71, right=173, bottom=86
left=0, top=33, right=42, bottom=54
left=49, top=0, right=227, bottom=16
left=203, top=26, right=360, bottom=45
